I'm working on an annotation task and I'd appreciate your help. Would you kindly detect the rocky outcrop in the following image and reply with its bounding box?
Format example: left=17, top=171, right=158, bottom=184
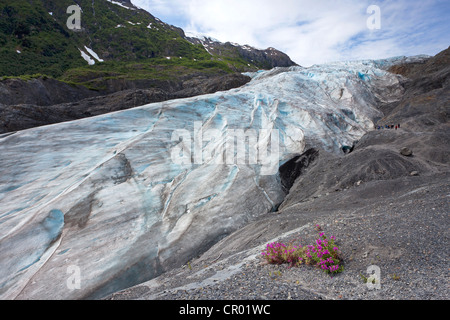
left=0, top=77, right=100, bottom=107
left=278, top=148, right=319, bottom=193
left=184, top=35, right=298, bottom=69
left=0, top=73, right=251, bottom=133
left=387, top=46, right=449, bottom=79
left=237, top=46, right=297, bottom=69
left=400, top=147, right=413, bottom=157
left=380, top=46, right=450, bottom=130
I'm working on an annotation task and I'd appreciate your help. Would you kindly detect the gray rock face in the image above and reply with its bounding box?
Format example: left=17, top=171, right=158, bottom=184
left=0, top=77, right=99, bottom=107
left=0, top=73, right=251, bottom=134
left=278, top=148, right=319, bottom=193
left=184, top=35, right=298, bottom=69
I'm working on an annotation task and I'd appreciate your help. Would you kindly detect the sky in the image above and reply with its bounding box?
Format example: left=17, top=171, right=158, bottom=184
left=131, top=0, right=450, bottom=66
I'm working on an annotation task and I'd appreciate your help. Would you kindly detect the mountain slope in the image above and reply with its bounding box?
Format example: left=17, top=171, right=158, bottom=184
left=184, top=33, right=297, bottom=69
left=0, top=0, right=209, bottom=77
left=0, top=0, right=84, bottom=77
left=0, top=0, right=297, bottom=79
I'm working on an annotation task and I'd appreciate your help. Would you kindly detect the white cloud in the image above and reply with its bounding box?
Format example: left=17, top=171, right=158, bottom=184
left=132, top=0, right=450, bottom=66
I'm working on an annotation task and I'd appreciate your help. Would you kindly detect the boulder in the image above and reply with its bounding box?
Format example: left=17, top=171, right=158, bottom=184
left=400, top=147, right=413, bottom=157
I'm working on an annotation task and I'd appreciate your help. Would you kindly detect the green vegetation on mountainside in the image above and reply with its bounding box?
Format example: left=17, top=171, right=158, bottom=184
left=0, top=0, right=261, bottom=88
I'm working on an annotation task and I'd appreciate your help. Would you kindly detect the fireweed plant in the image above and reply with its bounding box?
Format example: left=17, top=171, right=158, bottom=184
left=261, top=227, right=344, bottom=275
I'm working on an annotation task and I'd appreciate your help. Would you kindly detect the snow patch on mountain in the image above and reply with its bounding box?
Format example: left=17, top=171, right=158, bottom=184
left=78, top=48, right=95, bottom=65
left=106, top=0, right=136, bottom=10
left=84, top=46, right=104, bottom=63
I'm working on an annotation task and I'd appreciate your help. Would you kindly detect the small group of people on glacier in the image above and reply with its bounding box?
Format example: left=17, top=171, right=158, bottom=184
left=375, top=123, right=401, bottom=130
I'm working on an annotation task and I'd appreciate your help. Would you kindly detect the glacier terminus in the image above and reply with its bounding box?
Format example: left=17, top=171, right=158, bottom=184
left=0, top=58, right=411, bottom=299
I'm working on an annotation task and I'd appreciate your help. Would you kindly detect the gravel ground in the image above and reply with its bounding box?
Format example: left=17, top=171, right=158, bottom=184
left=107, top=172, right=449, bottom=301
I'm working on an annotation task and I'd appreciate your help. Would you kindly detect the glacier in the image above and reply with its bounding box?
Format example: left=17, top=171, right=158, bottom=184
left=0, top=59, right=405, bottom=299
